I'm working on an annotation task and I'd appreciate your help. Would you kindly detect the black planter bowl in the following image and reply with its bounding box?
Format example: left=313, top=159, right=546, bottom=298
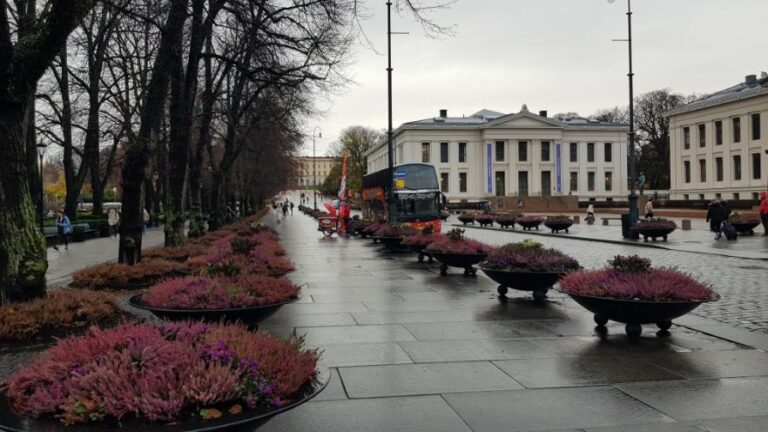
left=517, top=220, right=543, bottom=231
left=425, top=251, right=487, bottom=277
left=0, top=368, right=329, bottom=432
left=407, top=244, right=433, bottom=263
left=732, top=221, right=760, bottom=235
left=476, top=220, right=495, bottom=228
left=458, top=217, right=475, bottom=226
left=129, top=295, right=296, bottom=326
left=631, top=226, right=676, bottom=242
left=560, top=292, right=720, bottom=337
left=373, top=235, right=408, bottom=251
left=543, top=220, right=573, bottom=234
left=480, top=268, right=562, bottom=301
left=496, top=220, right=516, bottom=229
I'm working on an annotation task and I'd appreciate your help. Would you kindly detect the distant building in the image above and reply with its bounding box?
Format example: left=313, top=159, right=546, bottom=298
left=366, top=106, right=629, bottom=202
left=668, top=73, right=768, bottom=201
left=292, top=156, right=339, bottom=188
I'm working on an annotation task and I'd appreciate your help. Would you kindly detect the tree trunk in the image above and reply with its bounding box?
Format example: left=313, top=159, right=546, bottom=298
left=85, top=92, right=103, bottom=215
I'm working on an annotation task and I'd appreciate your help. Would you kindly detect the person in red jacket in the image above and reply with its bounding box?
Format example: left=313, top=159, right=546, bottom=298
left=760, top=191, right=768, bottom=236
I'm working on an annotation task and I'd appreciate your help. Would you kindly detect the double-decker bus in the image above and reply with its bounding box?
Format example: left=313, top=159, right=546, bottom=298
left=362, top=163, right=443, bottom=232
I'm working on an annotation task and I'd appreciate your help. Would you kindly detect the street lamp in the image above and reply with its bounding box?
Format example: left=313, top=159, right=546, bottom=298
left=312, top=126, right=322, bottom=210
left=386, top=1, right=408, bottom=224
left=609, top=0, right=639, bottom=227
left=36, top=141, right=47, bottom=230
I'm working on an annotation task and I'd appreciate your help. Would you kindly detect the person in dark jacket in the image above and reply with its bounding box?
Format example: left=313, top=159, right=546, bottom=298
left=705, top=200, right=722, bottom=233
left=719, top=199, right=731, bottom=221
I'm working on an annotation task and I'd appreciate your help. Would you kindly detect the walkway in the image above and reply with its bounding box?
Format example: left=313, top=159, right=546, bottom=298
left=257, top=200, right=768, bottom=432
left=45, top=227, right=164, bottom=287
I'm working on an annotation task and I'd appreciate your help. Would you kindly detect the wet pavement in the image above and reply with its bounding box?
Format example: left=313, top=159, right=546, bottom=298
left=257, top=203, right=768, bottom=432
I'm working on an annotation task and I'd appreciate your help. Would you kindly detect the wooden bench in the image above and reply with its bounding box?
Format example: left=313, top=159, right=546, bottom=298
left=602, top=217, right=622, bottom=226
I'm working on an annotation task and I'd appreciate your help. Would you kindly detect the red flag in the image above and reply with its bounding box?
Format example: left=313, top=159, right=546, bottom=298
left=338, top=150, right=348, bottom=200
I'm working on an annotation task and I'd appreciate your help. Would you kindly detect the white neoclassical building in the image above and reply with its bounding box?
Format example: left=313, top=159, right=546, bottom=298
left=367, top=106, right=629, bottom=202
left=668, top=73, right=768, bottom=201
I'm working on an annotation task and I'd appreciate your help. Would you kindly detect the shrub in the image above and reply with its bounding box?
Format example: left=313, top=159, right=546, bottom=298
left=516, top=215, right=545, bottom=224
left=730, top=212, right=760, bottom=223
left=0, top=290, right=117, bottom=342
left=482, top=242, right=580, bottom=273
left=634, top=218, right=677, bottom=230
left=4, top=322, right=318, bottom=425
left=559, top=256, right=714, bottom=302
left=375, top=223, right=418, bottom=238
left=143, top=243, right=208, bottom=262
left=475, top=214, right=495, bottom=225
left=142, top=276, right=299, bottom=309
left=458, top=213, right=475, bottom=224
left=545, top=215, right=573, bottom=224
left=71, top=260, right=188, bottom=291
left=494, top=214, right=516, bottom=226
left=425, top=229, right=491, bottom=255
left=402, top=233, right=444, bottom=248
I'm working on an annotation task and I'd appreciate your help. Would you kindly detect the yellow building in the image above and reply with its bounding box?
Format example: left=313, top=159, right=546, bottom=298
left=292, top=156, right=340, bottom=188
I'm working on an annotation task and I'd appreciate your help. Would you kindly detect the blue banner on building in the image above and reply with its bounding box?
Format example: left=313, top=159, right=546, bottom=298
left=555, top=143, right=562, bottom=194
left=487, top=143, right=493, bottom=194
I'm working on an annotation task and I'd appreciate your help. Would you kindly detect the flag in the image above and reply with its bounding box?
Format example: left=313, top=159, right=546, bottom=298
left=338, top=150, right=348, bottom=200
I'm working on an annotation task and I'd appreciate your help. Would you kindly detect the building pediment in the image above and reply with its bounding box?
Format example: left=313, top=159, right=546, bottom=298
left=485, top=112, right=563, bottom=129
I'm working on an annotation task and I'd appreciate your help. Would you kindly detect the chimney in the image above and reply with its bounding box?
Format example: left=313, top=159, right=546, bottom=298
left=539, top=110, right=548, bottom=118
left=439, top=109, right=448, bottom=118
left=745, top=74, right=758, bottom=85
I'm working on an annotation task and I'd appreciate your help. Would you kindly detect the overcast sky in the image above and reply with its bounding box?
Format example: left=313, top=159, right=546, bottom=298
left=302, top=0, right=768, bottom=155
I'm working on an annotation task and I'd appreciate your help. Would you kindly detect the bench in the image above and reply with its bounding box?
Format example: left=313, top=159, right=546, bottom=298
left=602, top=217, right=622, bottom=226
left=43, top=223, right=99, bottom=244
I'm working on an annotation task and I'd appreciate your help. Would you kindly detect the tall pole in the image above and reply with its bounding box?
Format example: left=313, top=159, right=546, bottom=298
left=312, top=126, right=321, bottom=210
left=38, top=151, right=44, bottom=230
left=626, top=0, right=638, bottom=225
left=386, top=1, right=396, bottom=224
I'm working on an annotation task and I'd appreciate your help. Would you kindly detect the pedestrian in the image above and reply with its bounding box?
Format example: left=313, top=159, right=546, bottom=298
left=142, top=208, right=150, bottom=235
left=107, top=208, right=120, bottom=237
left=637, top=172, right=646, bottom=195
left=644, top=197, right=654, bottom=219
left=53, top=211, right=71, bottom=251
left=760, top=192, right=768, bottom=236
left=586, top=203, right=595, bottom=224
left=720, top=199, right=731, bottom=220
left=282, top=203, right=288, bottom=217
left=289, top=201, right=294, bottom=215
left=705, top=200, right=722, bottom=233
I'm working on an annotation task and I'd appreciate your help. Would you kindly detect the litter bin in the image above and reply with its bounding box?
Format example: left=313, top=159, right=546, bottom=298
left=621, top=213, right=639, bottom=239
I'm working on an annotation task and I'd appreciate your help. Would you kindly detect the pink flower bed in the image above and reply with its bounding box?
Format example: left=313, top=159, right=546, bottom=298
left=425, top=229, right=491, bottom=255
left=402, top=233, right=445, bottom=247
left=142, top=276, right=299, bottom=309
left=3, top=322, right=318, bottom=425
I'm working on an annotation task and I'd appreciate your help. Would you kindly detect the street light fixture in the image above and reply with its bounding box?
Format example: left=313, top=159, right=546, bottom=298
left=36, top=141, right=47, bottom=230
left=312, top=126, right=322, bottom=210
left=386, top=1, right=408, bottom=224
left=609, top=0, right=639, bottom=228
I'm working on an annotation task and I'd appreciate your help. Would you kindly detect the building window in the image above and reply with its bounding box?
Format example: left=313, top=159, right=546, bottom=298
left=699, top=194, right=705, bottom=200
left=495, top=141, right=505, bottom=162
left=569, top=142, right=578, bottom=162
left=569, top=172, right=578, bottom=192
left=699, top=159, right=706, bottom=182
left=753, top=192, right=760, bottom=201
left=733, top=117, right=741, bottom=143
left=753, top=153, right=762, bottom=179
left=715, top=157, right=723, bottom=182
left=459, top=172, right=467, bottom=193
left=421, top=142, right=430, bottom=163
left=440, top=172, right=449, bottom=192
left=587, top=171, right=595, bottom=191
left=683, top=194, right=689, bottom=200
left=604, top=143, right=612, bottom=162
left=541, top=141, right=550, bottom=161
left=458, top=142, right=467, bottom=163
left=752, top=113, right=761, bottom=140
left=517, top=141, right=528, bottom=162
left=734, top=192, right=740, bottom=200
left=440, top=142, right=449, bottom=163
left=604, top=172, right=613, bottom=191
left=518, top=171, right=529, bottom=197
left=715, top=121, right=723, bottom=145
left=587, top=143, right=595, bottom=162
left=733, top=155, right=742, bottom=181
left=683, top=127, right=690, bottom=149
left=698, top=124, right=706, bottom=147
left=684, top=161, right=691, bottom=183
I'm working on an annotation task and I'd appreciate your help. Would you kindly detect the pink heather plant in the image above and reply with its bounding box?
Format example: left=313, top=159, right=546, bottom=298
left=4, top=322, right=318, bottom=426
left=425, top=229, right=491, bottom=255
left=402, top=233, right=445, bottom=248
left=516, top=215, right=545, bottom=224
left=142, top=276, right=299, bottom=309
left=375, top=224, right=418, bottom=238
left=482, top=243, right=580, bottom=273
left=634, top=218, right=677, bottom=230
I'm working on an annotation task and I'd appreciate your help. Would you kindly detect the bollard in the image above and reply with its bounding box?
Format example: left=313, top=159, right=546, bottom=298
left=603, top=218, right=609, bottom=226
left=573, top=215, right=580, bottom=224
left=681, top=219, right=692, bottom=231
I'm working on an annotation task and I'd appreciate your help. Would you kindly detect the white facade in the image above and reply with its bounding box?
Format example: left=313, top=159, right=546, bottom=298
left=668, top=74, right=768, bottom=201
left=367, top=107, right=629, bottom=201
left=292, top=156, right=339, bottom=187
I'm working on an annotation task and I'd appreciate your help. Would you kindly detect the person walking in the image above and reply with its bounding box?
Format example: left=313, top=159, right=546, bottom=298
left=107, top=208, right=120, bottom=237
left=636, top=172, right=646, bottom=195
left=586, top=204, right=595, bottom=224
left=142, top=208, right=150, bottom=235
left=644, top=197, right=654, bottom=220
left=282, top=202, right=288, bottom=217
left=706, top=200, right=722, bottom=233
left=53, top=211, right=71, bottom=251
left=289, top=201, right=294, bottom=215
left=760, top=192, right=768, bottom=235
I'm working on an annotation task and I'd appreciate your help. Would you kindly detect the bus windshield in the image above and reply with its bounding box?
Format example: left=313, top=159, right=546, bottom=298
left=395, top=192, right=440, bottom=222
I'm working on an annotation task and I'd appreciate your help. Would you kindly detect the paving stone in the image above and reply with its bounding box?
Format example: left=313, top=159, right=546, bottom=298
left=493, top=356, right=684, bottom=388
left=684, top=415, right=768, bottom=432
left=316, top=343, right=413, bottom=367
left=260, top=395, right=472, bottom=432
left=351, top=310, right=520, bottom=325
left=338, top=361, right=523, bottom=398
left=309, top=368, right=348, bottom=403
left=583, top=423, right=702, bottom=431
left=271, top=302, right=370, bottom=315
left=644, top=350, right=768, bottom=379
left=404, top=320, right=557, bottom=340
left=616, top=377, right=768, bottom=421
left=260, top=312, right=357, bottom=328
left=298, top=324, right=417, bottom=345
left=399, top=338, right=547, bottom=363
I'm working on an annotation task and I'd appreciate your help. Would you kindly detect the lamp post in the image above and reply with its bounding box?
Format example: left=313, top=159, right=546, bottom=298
left=36, top=141, right=47, bottom=230
left=386, top=1, right=408, bottom=224
left=312, top=126, right=322, bottom=210
left=609, top=0, right=638, bottom=226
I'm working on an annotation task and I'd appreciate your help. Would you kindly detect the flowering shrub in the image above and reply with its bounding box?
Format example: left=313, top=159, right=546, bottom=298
left=402, top=233, right=444, bottom=248
left=71, top=259, right=188, bottom=291
left=545, top=215, right=573, bottom=224
left=482, top=242, right=580, bottom=273
left=730, top=212, right=760, bottom=223
left=0, top=290, right=117, bottom=342
left=375, top=223, right=418, bottom=238
left=458, top=213, right=475, bottom=224
left=362, top=222, right=383, bottom=235
left=249, top=248, right=295, bottom=275
left=143, top=243, right=207, bottom=262
left=4, top=322, right=318, bottom=425
left=475, top=214, right=495, bottom=226
left=516, top=216, right=545, bottom=225
left=142, top=276, right=299, bottom=309
left=634, top=218, right=677, bottom=230
left=425, top=229, right=491, bottom=255
left=559, top=256, right=715, bottom=302
left=494, top=214, right=516, bottom=227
